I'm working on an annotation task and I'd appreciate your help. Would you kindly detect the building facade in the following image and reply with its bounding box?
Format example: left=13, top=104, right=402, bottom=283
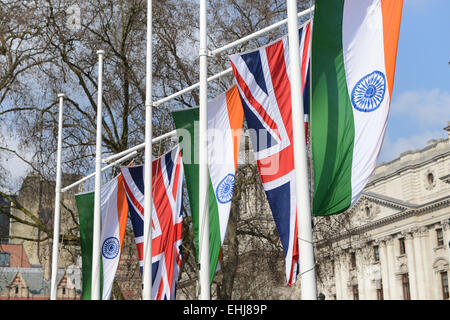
left=1, top=128, right=448, bottom=300
left=316, top=125, right=450, bottom=300
left=0, top=195, right=11, bottom=243
left=0, top=243, right=81, bottom=299
left=0, top=173, right=83, bottom=299
left=8, top=173, right=83, bottom=277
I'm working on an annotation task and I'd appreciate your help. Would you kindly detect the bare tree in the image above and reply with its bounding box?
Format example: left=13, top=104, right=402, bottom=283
left=0, top=0, right=314, bottom=299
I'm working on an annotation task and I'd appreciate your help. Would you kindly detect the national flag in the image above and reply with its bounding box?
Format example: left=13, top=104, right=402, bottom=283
left=171, top=85, right=244, bottom=284
left=75, top=173, right=128, bottom=300
left=310, top=0, right=403, bottom=216
left=121, top=147, right=184, bottom=300
left=229, top=21, right=312, bottom=286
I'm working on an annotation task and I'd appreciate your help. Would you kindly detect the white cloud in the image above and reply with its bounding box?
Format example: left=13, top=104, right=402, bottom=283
left=378, top=129, right=447, bottom=163
left=378, top=88, right=450, bottom=163
left=390, top=88, right=450, bottom=128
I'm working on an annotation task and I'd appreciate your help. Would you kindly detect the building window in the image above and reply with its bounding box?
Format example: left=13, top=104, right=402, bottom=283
left=425, top=171, right=436, bottom=190
left=436, top=228, right=444, bottom=247
left=352, top=285, right=359, bottom=300
left=373, top=245, right=380, bottom=262
left=350, top=252, right=356, bottom=269
left=365, top=206, right=371, bottom=217
left=62, top=287, right=66, bottom=295
left=376, top=280, right=384, bottom=300
left=399, top=237, right=406, bottom=255
left=401, top=273, right=411, bottom=300
left=331, top=260, right=335, bottom=276
left=39, top=208, right=54, bottom=229
left=441, top=271, right=449, bottom=300
left=15, top=286, right=19, bottom=294
left=0, top=252, right=10, bottom=267
left=427, top=173, right=434, bottom=185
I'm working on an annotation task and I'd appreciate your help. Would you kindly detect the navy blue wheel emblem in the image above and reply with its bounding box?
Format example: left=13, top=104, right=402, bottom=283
left=102, top=237, right=120, bottom=259
left=351, top=71, right=386, bottom=112
left=216, top=174, right=235, bottom=204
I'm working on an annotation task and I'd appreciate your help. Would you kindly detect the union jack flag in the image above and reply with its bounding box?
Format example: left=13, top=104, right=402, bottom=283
left=121, top=146, right=184, bottom=300
left=230, top=21, right=311, bottom=285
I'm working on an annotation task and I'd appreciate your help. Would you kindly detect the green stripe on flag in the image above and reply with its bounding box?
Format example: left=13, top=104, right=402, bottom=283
left=171, top=108, right=222, bottom=285
left=75, top=192, right=103, bottom=299
left=311, top=0, right=355, bottom=216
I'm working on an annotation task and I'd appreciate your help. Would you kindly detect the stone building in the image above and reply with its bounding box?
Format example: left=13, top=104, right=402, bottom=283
left=2, top=126, right=448, bottom=300
left=8, top=173, right=83, bottom=278
left=0, top=243, right=80, bottom=299
left=0, top=195, right=11, bottom=243
left=315, top=124, right=450, bottom=300
left=0, top=173, right=83, bottom=299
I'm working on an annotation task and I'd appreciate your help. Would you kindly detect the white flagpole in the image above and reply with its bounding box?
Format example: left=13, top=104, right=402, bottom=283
left=286, top=0, right=317, bottom=300
left=50, top=93, right=66, bottom=300
left=61, top=151, right=138, bottom=193
left=91, top=49, right=105, bottom=300
left=198, top=0, right=210, bottom=300
left=102, top=130, right=176, bottom=164
left=143, top=0, right=153, bottom=300
left=210, top=6, right=314, bottom=56
left=101, top=7, right=315, bottom=165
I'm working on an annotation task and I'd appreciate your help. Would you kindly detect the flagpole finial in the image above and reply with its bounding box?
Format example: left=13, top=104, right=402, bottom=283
left=97, top=50, right=105, bottom=56
left=57, top=93, right=66, bottom=99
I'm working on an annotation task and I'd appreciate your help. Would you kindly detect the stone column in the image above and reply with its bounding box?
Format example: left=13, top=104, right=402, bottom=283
left=404, top=231, right=419, bottom=299
left=329, top=256, right=337, bottom=300
left=442, top=220, right=450, bottom=263
left=385, top=236, right=398, bottom=299
left=333, top=249, right=344, bottom=300
left=354, top=246, right=365, bottom=299
left=420, top=226, right=433, bottom=299
left=412, top=227, right=426, bottom=299
left=367, top=243, right=381, bottom=300
left=338, top=253, right=348, bottom=300
left=379, top=239, right=391, bottom=300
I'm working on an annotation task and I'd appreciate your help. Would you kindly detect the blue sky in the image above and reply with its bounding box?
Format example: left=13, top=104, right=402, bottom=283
left=378, top=0, right=450, bottom=162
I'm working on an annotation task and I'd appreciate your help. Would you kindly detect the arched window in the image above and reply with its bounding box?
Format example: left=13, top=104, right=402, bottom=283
left=427, top=173, right=434, bottom=185
left=365, top=206, right=370, bottom=217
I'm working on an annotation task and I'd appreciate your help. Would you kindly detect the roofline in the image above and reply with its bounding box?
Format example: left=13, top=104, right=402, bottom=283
left=315, top=194, right=450, bottom=247
left=362, top=191, right=418, bottom=209
left=367, top=149, right=450, bottom=187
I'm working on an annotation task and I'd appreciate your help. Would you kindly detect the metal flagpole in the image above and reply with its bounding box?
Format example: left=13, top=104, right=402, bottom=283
left=210, top=6, right=314, bottom=56
left=50, top=93, right=66, bottom=300
left=101, top=6, right=315, bottom=168
left=61, top=151, right=138, bottom=194
left=198, top=0, right=210, bottom=300
left=143, top=0, right=153, bottom=300
left=91, top=49, right=105, bottom=300
left=102, top=130, right=176, bottom=164
left=286, top=0, right=317, bottom=300
left=152, top=68, right=232, bottom=107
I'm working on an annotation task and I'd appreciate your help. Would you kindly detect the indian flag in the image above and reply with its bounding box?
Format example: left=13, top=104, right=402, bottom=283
left=311, top=0, right=403, bottom=216
left=172, top=85, right=244, bottom=284
left=75, top=173, right=128, bottom=299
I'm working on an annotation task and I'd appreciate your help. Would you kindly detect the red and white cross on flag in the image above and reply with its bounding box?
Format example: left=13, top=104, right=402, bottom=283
left=121, top=146, right=184, bottom=300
